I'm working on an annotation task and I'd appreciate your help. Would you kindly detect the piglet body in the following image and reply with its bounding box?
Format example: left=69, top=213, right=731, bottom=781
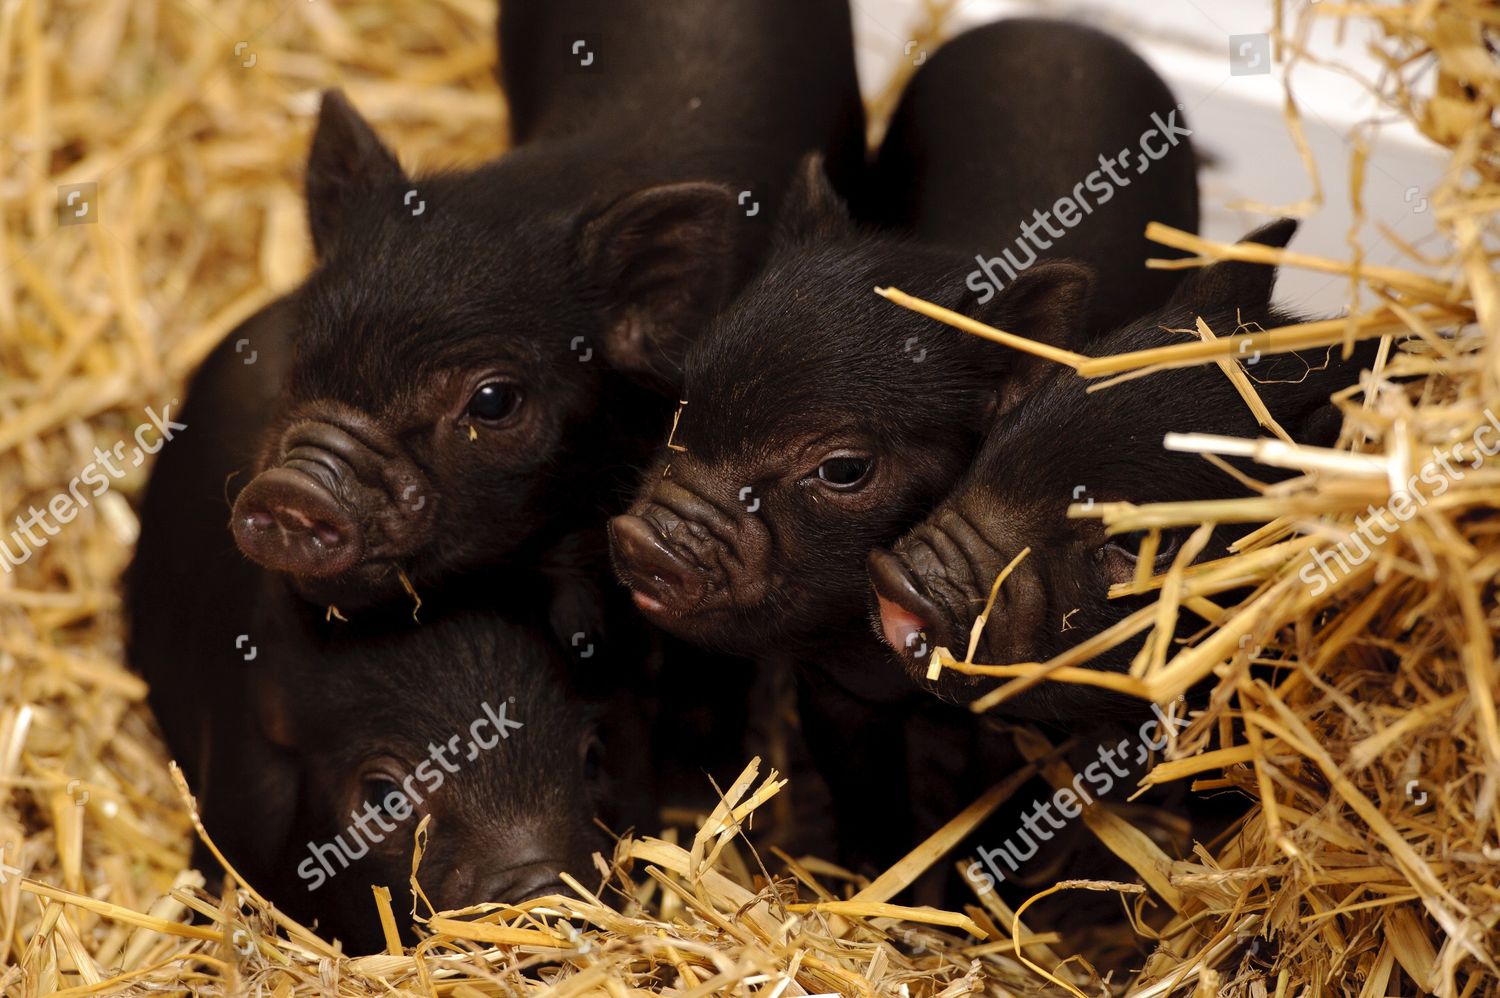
left=126, top=306, right=643, bottom=953
left=865, top=18, right=1200, bottom=334
left=863, top=225, right=1374, bottom=900
left=609, top=20, right=1198, bottom=873
left=871, top=220, right=1379, bottom=719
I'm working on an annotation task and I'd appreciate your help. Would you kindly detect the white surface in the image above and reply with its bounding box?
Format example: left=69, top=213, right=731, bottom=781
left=847, top=0, right=1450, bottom=317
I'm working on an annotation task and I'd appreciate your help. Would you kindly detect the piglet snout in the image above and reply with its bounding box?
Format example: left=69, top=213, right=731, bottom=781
left=868, top=548, right=954, bottom=660
left=233, top=416, right=433, bottom=580
left=881, top=505, right=1048, bottom=676
left=609, top=514, right=705, bottom=613
left=434, top=858, right=571, bottom=913
left=232, top=465, right=362, bottom=577
left=493, top=860, right=570, bottom=903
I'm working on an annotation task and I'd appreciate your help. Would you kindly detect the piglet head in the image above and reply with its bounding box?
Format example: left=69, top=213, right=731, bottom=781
left=611, top=156, right=1092, bottom=654
left=258, top=612, right=615, bottom=951
left=233, top=90, right=739, bottom=608
left=872, top=219, right=1367, bottom=715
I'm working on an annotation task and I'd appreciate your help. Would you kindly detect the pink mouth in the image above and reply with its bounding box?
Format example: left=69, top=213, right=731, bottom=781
left=877, top=593, right=930, bottom=658
left=632, top=590, right=666, bottom=614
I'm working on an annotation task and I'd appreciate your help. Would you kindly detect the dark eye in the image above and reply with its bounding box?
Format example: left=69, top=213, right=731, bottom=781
left=815, top=454, right=871, bottom=489
left=466, top=381, right=522, bottom=424
left=1106, top=529, right=1182, bottom=564
left=360, top=777, right=407, bottom=819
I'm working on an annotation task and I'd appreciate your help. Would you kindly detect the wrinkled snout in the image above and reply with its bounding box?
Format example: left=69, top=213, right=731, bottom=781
left=608, top=475, right=771, bottom=633
left=232, top=414, right=433, bottom=581
left=232, top=463, right=361, bottom=577
left=609, top=514, right=707, bottom=613
left=867, top=548, right=955, bottom=664
left=430, top=856, right=572, bottom=913
left=870, top=505, right=1040, bottom=686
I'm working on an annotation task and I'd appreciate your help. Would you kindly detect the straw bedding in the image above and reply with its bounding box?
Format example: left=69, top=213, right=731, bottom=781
left=0, top=1, right=1494, bottom=995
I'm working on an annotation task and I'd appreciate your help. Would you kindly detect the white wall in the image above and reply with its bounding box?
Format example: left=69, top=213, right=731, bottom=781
left=848, top=0, right=1449, bottom=317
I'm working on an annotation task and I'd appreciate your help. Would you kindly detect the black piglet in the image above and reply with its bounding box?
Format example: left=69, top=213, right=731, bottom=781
left=871, top=219, right=1377, bottom=719
left=223, top=0, right=866, bottom=623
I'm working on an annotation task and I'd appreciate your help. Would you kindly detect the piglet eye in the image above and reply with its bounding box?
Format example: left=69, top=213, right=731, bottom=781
left=815, top=455, right=872, bottom=489
left=1107, top=529, right=1183, bottom=564
left=466, top=381, right=522, bottom=424
left=361, top=777, right=405, bottom=817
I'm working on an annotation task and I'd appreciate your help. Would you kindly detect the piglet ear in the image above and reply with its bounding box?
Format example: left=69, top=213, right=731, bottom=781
left=580, top=182, right=737, bottom=387
left=977, top=261, right=1094, bottom=417
left=1171, top=217, right=1297, bottom=315
left=306, top=89, right=405, bottom=257
left=777, top=153, right=854, bottom=244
